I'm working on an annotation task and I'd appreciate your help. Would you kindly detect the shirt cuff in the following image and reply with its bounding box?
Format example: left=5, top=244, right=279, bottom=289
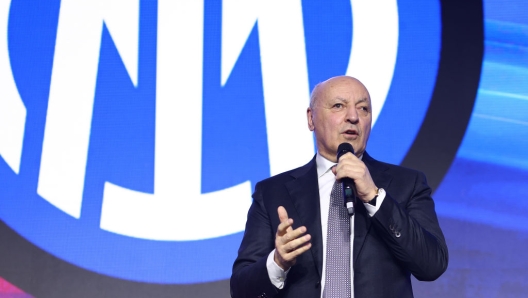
left=266, top=249, right=290, bottom=289
left=363, top=188, right=386, bottom=217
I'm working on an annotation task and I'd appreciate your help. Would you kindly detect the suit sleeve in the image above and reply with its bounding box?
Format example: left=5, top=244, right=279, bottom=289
left=230, top=182, right=280, bottom=298
left=371, top=170, right=449, bottom=281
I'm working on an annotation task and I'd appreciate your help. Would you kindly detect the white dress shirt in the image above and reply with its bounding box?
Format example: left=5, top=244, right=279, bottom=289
left=266, top=153, right=386, bottom=297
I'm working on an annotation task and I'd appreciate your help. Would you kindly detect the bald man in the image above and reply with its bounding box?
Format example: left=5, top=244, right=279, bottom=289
left=231, top=76, right=448, bottom=298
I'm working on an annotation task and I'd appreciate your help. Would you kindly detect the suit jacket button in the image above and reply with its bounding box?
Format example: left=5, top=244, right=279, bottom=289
left=395, top=231, right=401, bottom=238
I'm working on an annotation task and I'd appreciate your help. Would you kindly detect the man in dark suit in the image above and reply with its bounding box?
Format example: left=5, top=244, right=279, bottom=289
left=231, top=76, right=448, bottom=298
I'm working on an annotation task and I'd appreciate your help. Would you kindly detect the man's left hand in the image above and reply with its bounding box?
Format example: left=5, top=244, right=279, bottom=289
left=332, top=152, right=378, bottom=203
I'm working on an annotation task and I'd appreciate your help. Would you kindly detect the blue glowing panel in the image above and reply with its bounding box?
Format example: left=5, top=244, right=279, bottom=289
left=0, top=0, right=440, bottom=285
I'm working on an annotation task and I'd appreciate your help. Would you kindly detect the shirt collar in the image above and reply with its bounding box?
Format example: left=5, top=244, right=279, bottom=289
left=315, top=151, right=364, bottom=178
left=316, top=153, right=336, bottom=178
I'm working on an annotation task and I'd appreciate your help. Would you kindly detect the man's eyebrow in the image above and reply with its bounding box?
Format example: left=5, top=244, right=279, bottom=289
left=356, top=97, right=369, bottom=104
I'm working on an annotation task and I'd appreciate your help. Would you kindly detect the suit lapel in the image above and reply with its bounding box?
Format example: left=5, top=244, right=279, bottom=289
left=285, top=157, right=324, bottom=279
left=353, top=152, right=393, bottom=263
left=283, top=153, right=394, bottom=276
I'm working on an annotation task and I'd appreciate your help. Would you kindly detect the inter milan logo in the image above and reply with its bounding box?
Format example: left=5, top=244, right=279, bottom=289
left=0, top=0, right=444, bottom=284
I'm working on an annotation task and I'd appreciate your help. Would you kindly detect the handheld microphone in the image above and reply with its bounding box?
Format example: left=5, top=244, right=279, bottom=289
left=337, top=143, right=356, bottom=216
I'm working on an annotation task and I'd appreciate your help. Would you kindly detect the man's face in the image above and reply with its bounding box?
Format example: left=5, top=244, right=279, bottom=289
left=307, top=76, right=372, bottom=161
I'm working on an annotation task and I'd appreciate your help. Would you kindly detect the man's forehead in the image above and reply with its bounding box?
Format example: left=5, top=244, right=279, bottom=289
left=325, top=76, right=364, bottom=88
left=323, top=77, right=368, bottom=95
left=310, top=76, right=371, bottom=107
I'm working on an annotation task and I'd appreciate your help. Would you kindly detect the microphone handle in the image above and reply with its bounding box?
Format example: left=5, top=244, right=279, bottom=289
left=343, top=178, right=356, bottom=216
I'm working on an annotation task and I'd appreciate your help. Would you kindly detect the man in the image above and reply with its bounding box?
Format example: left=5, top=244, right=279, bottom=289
left=231, top=76, right=448, bottom=298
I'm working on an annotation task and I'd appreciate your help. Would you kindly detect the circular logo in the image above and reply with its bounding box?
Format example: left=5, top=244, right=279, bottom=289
left=0, top=0, right=445, bottom=286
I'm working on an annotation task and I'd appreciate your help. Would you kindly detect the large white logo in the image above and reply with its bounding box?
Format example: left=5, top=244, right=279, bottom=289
left=0, top=0, right=398, bottom=241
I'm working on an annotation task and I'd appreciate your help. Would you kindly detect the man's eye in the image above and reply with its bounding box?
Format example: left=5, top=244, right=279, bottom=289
left=358, top=106, right=369, bottom=115
left=333, top=103, right=343, bottom=108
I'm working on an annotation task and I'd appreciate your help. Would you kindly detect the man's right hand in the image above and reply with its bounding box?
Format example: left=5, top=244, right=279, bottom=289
left=274, top=206, right=312, bottom=271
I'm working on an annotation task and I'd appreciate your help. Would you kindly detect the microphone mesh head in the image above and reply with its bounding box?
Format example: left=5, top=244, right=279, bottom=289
left=337, top=143, right=354, bottom=160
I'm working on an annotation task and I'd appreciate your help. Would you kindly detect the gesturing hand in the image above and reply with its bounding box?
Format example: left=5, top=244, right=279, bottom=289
left=274, top=206, right=312, bottom=271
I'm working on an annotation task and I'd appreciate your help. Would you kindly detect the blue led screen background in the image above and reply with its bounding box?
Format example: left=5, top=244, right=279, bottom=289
left=0, top=0, right=527, bottom=297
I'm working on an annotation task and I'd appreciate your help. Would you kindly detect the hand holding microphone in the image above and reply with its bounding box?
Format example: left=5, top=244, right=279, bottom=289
left=332, top=143, right=378, bottom=211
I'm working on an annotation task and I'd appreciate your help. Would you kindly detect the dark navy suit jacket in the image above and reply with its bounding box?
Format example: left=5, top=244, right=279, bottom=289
left=231, top=152, right=448, bottom=298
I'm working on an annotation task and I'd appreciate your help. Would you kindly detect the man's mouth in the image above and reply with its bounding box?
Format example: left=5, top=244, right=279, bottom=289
left=344, top=129, right=358, bottom=136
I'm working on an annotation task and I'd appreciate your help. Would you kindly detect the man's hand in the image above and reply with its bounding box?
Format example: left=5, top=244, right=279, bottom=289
left=332, top=152, right=378, bottom=203
left=274, top=206, right=312, bottom=271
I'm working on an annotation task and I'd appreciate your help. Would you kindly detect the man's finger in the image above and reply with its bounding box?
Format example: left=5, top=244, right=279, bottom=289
left=277, top=218, right=293, bottom=236
left=277, top=235, right=312, bottom=263
left=277, top=206, right=289, bottom=222
left=277, top=206, right=294, bottom=235
left=283, top=233, right=311, bottom=252
left=278, top=226, right=307, bottom=245
left=282, top=241, right=312, bottom=261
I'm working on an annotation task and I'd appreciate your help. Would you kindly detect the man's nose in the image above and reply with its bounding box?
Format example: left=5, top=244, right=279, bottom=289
left=346, top=107, right=359, bottom=124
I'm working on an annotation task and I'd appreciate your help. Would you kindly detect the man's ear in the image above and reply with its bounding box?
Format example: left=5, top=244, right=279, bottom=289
left=307, top=108, right=315, bottom=131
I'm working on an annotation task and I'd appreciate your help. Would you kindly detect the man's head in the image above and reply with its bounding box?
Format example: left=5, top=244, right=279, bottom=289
left=307, top=76, right=372, bottom=162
